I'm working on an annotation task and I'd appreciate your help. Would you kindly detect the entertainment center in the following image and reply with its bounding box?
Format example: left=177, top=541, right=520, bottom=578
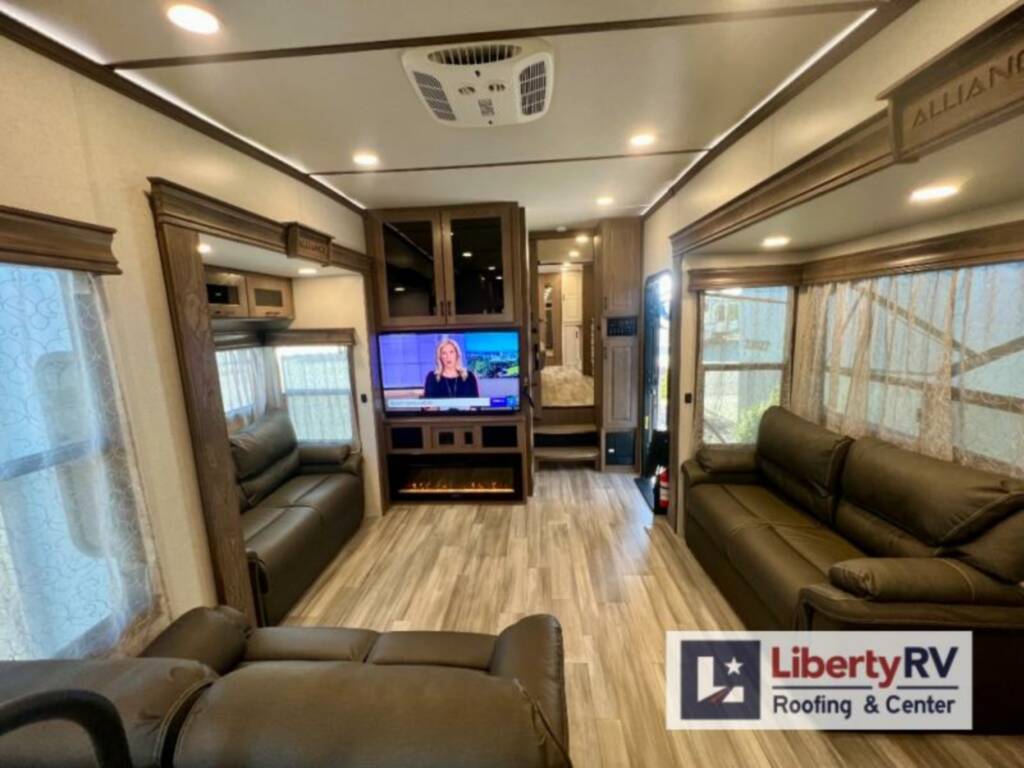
left=366, top=201, right=531, bottom=505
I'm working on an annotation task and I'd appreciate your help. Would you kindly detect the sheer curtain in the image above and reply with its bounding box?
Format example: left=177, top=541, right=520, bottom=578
left=274, top=345, right=358, bottom=446
left=0, top=265, right=167, bottom=660
left=215, top=346, right=270, bottom=432
left=792, top=263, right=1024, bottom=477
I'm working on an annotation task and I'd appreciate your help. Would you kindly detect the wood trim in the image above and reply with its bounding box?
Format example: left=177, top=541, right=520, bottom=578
left=329, top=242, right=373, bottom=273
left=265, top=328, right=356, bottom=346
left=108, top=3, right=881, bottom=69
left=311, top=149, right=707, bottom=176
left=881, top=5, right=1024, bottom=160
left=644, top=1, right=916, bottom=221
left=0, top=205, right=119, bottom=274
left=666, top=258, right=683, bottom=529
left=686, top=263, right=804, bottom=291
left=285, top=222, right=333, bottom=264
left=670, top=111, right=894, bottom=257
left=684, top=218, right=1024, bottom=290
left=213, top=330, right=262, bottom=350
left=0, top=12, right=363, bottom=216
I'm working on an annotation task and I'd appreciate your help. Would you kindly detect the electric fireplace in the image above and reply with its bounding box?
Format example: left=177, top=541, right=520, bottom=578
left=388, top=453, right=522, bottom=502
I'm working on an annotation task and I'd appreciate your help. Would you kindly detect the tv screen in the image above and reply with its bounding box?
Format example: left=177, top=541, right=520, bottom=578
left=379, top=331, right=520, bottom=414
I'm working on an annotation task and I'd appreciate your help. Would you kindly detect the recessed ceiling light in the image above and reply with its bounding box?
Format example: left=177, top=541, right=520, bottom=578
left=298, top=267, right=318, bottom=276
left=496, top=275, right=503, bottom=280
left=352, top=152, right=379, bottom=167
left=569, top=250, right=580, bottom=257
left=556, top=226, right=567, bottom=232
left=762, top=236, right=790, bottom=249
left=487, top=265, right=496, bottom=271
left=196, top=243, right=212, bottom=254
left=575, top=234, right=589, bottom=244
left=462, top=251, right=473, bottom=258
left=394, top=286, right=406, bottom=292
left=166, top=4, right=220, bottom=35
left=630, top=133, right=655, bottom=147
left=597, top=196, right=614, bottom=206
left=909, top=184, right=959, bottom=203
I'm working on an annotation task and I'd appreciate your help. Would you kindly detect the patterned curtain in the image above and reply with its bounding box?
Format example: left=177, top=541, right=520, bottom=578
left=791, top=262, right=1024, bottom=477
left=0, top=265, right=167, bottom=660
left=273, top=345, right=358, bottom=447
left=215, top=346, right=270, bottom=433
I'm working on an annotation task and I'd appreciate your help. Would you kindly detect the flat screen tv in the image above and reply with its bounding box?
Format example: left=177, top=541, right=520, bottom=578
left=378, top=330, right=520, bottom=414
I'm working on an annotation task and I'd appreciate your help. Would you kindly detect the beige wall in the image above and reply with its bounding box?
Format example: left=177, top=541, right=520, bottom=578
left=290, top=276, right=382, bottom=516
left=0, top=37, right=367, bottom=617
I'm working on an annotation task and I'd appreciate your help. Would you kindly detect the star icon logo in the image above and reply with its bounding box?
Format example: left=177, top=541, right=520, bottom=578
left=725, top=657, right=743, bottom=676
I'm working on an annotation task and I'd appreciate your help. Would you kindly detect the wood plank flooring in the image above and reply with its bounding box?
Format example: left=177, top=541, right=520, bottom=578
left=287, top=469, right=1024, bottom=767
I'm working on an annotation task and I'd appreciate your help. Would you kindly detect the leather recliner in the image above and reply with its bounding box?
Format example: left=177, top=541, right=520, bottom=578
left=682, top=405, right=1024, bottom=733
left=0, top=606, right=572, bottom=767
left=230, top=410, right=364, bottom=625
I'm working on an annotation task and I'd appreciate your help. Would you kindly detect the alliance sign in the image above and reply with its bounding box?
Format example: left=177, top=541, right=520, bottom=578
left=666, top=631, right=972, bottom=730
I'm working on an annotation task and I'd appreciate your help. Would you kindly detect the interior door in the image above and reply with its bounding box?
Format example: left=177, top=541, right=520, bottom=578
left=640, top=271, right=673, bottom=476
left=376, top=210, right=446, bottom=328
left=442, top=205, right=515, bottom=324
left=562, top=325, right=582, bottom=369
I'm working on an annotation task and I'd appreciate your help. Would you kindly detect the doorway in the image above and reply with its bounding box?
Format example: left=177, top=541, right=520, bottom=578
left=638, top=272, right=673, bottom=504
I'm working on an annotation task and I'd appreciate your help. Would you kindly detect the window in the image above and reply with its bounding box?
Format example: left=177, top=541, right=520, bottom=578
left=215, top=347, right=268, bottom=431
left=0, top=265, right=164, bottom=660
left=697, top=286, right=794, bottom=444
left=275, top=345, right=357, bottom=444
left=792, top=263, right=1024, bottom=476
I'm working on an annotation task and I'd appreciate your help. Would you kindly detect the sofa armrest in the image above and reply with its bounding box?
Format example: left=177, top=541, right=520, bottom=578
left=489, top=615, right=569, bottom=758
left=140, top=606, right=251, bottom=674
left=296, top=441, right=352, bottom=474
left=682, top=446, right=760, bottom=492
left=830, top=558, right=1024, bottom=606
left=797, top=583, right=1024, bottom=631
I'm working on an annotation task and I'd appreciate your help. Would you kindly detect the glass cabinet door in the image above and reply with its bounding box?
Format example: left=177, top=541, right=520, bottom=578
left=379, top=213, right=445, bottom=326
left=443, top=207, right=514, bottom=323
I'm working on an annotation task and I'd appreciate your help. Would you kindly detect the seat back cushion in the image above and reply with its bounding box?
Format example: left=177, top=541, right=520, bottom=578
left=954, top=508, right=1024, bottom=584
left=141, top=605, right=251, bottom=674
left=174, top=663, right=571, bottom=768
left=840, top=437, right=1024, bottom=550
left=756, top=406, right=853, bottom=523
left=0, top=658, right=215, bottom=768
left=229, top=410, right=300, bottom=508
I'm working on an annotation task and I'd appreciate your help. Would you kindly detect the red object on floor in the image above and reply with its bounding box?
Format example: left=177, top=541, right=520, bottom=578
left=657, top=468, right=670, bottom=510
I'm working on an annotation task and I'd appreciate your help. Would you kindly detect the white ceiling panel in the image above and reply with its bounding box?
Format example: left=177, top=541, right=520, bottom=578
left=2, top=0, right=854, bottom=62
left=697, top=114, right=1024, bottom=255
left=320, top=154, right=690, bottom=230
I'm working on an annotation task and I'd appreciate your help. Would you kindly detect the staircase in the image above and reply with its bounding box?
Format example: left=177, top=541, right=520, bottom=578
left=533, top=421, right=600, bottom=469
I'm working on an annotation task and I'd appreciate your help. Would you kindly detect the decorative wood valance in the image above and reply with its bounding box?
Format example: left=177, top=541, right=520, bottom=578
left=0, top=205, right=119, bottom=274
left=687, top=219, right=1024, bottom=291
left=265, top=328, right=356, bottom=347
left=286, top=222, right=333, bottom=264
left=881, top=5, right=1024, bottom=161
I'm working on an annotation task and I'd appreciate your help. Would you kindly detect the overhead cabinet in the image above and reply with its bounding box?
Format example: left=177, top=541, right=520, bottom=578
left=204, top=265, right=293, bottom=320
left=370, top=203, right=517, bottom=327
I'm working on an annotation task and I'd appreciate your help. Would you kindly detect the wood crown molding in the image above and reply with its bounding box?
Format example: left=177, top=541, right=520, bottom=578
left=881, top=4, right=1024, bottom=161
left=644, top=1, right=917, bottom=221
left=286, top=222, right=333, bottom=264
left=0, top=12, right=364, bottom=217
left=265, top=328, right=356, bottom=346
left=0, top=205, right=119, bottom=274
left=671, top=110, right=894, bottom=258
left=685, top=218, right=1024, bottom=291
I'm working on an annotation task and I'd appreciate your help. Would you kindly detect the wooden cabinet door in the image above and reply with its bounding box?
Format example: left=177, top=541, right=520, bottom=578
left=204, top=266, right=249, bottom=319
left=603, top=335, right=639, bottom=429
left=246, top=274, right=293, bottom=319
left=375, top=210, right=446, bottom=329
left=599, top=219, right=642, bottom=317
left=561, top=269, right=582, bottom=324
left=442, top=205, right=515, bottom=325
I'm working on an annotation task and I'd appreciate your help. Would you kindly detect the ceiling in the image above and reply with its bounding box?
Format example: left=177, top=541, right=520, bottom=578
left=697, top=113, right=1024, bottom=256
left=3, top=0, right=876, bottom=231
left=537, top=236, right=595, bottom=264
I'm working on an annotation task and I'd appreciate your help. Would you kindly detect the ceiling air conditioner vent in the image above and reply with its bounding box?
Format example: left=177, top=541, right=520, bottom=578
left=428, top=43, right=523, bottom=66
left=403, top=38, right=554, bottom=127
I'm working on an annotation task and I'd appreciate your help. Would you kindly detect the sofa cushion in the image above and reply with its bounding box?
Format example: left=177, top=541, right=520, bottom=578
left=229, top=409, right=298, bottom=481
left=841, top=437, right=1024, bottom=547
left=687, top=484, right=818, bottom=551
left=368, top=630, right=496, bottom=670
left=833, top=500, right=939, bottom=558
left=756, top=406, right=852, bottom=522
left=954, top=508, right=1024, bottom=584
left=830, top=558, right=1024, bottom=605
left=0, top=658, right=215, bottom=768
left=245, top=627, right=379, bottom=663
left=141, top=605, right=250, bottom=674
left=263, top=472, right=364, bottom=542
left=174, top=663, right=571, bottom=768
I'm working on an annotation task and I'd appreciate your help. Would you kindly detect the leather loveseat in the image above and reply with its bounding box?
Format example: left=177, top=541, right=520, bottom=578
left=682, top=405, right=1024, bottom=732
left=0, top=606, right=571, bottom=767
left=229, top=410, right=364, bottom=625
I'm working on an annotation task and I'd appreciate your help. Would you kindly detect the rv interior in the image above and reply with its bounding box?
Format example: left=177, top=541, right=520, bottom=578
left=1, top=1, right=1023, bottom=766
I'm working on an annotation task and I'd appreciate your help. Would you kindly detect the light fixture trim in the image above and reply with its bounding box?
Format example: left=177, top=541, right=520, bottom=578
left=596, top=196, right=614, bottom=206
left=352, top=151, right=380, bottom=167
left=630, top=133, right=655, bottom=147
left=762, top=235, right=791, bottom=249
left=166, top=4, right=220, bottom=35
left=909, top=184, right=959, bottom=203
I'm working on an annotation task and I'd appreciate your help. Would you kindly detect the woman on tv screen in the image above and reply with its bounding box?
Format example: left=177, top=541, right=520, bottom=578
left=423, top=337, right=480, bottom=399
